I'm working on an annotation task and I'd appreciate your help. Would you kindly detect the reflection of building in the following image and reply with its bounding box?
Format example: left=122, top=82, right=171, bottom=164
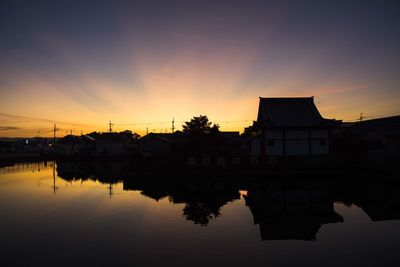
left=245, top=182, right=343, bottom=241
left=56, top=161, right=124, bottom=183
left=248, top=97, right=340, bottom=161
left=352, top=182, right=400, bottom=221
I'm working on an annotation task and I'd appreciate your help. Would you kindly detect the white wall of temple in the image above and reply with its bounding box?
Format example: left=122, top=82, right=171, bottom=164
left=250, top=129, right=331, bottom=156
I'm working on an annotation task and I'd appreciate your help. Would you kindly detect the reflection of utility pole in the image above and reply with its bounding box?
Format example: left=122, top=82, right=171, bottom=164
left=108, top=183, right=113, bottom=198
left=52, top=161, right=58, bottom=195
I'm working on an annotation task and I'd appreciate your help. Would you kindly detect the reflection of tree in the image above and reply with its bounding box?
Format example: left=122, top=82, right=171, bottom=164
left=140, top=189, right=169, bottom=201
left=172, top=182, right=240, bottom=226
left=183, top=202, right=222, bottom=226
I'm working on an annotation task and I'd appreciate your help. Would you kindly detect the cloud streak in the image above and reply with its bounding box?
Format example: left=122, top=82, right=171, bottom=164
left=0, top=126, right=20, bottom=131
left=0, top=112, right=91, bottom=127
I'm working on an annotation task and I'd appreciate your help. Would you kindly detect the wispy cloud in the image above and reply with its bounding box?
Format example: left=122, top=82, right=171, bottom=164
left=307, top=82, right=388, bottom=97
left=0, top=126, right=20, bottom=131
left=0, top=112, right=91, bottom=127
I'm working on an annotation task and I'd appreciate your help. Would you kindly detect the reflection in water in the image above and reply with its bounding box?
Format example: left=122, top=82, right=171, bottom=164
left=338, top=180, right=400, bottom=222
left=58, top=161, right=241, bottom=225
left=54, top=161, right=400, bottom=235
left=245, top=181, right=343, bottom=241
left=128, top=180, right=240, bottom=226
left=1, top=161, right=400, bottom=266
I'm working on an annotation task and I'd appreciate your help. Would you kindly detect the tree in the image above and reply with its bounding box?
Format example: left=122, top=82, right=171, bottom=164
left=182, top=115, right=219, bottom=135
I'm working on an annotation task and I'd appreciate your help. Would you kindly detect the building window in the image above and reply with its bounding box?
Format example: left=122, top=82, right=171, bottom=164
left=187, top=157, right=196, bottom=165
left=251, top=156, right=259, bottom=165
left=202, top=157, right=210, bottom=165
left=320, top=139, right=327, bottom=146
left=217, top=157, right=226, bottom=165
left=232, top=157, right=240, bottom=165
left=267, top=140, right=275, bottom=146
left=268, top=156, right=277, bottom=165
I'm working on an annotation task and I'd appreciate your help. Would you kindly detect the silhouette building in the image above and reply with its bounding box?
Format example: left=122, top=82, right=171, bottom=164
left=248, top=97, right=340, bottom=161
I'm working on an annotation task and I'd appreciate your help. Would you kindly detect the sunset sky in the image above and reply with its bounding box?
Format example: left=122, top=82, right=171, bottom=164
left=1, top=0, right=400, bottom=137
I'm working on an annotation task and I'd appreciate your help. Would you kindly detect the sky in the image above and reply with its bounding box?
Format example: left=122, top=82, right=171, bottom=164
left=1, top=0, right=400, bottom=137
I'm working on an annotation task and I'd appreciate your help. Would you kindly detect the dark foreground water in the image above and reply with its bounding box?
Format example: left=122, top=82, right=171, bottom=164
left=0, top=161, right=400, bottom=266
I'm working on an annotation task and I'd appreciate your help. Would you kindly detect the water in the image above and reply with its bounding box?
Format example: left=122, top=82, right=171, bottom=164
left=0, top=161, right=399, bottom=266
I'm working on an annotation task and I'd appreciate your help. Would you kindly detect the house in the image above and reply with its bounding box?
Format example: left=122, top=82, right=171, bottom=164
left=89, top=131, right=136, bottom=157
left=56, top=131, right=138, bottom=158
left=249, top=97, right=341, bottom=160
left=344, top=116, right=400, bottom=164
left=56, top=135, right=95, bottom=157
left=139, top=132, right=179, bottom=157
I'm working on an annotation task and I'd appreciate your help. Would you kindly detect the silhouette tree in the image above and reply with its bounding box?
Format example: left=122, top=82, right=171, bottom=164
left=182, top=115, right=219, bottom=135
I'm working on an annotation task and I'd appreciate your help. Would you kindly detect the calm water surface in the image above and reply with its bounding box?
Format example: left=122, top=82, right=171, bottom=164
left=0, top=162, right=399, bottom=266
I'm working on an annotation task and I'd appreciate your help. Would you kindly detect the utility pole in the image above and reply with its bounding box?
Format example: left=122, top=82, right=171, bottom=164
left=109, top=120, right=113, bottom=133
left=359, top=113, right=364, bottom=122
left=53, top=124, right=58, bottom=151
left=146, top=127, right=148, bottom=135
left=172, top=117, right=175, bottom=133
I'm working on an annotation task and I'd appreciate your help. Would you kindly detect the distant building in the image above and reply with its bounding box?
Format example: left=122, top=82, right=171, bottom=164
left=249, top=97, right=340, bottom=160
left=56, top=131, right=138, bottom=158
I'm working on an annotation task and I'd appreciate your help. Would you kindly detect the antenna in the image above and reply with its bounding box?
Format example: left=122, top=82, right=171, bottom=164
left=172, top=117, right=175, bottom=133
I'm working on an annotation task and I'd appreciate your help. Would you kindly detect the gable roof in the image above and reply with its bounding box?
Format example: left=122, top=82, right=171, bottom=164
left=139, top=131, right=187, bottom=144
left=57, top=135, right=95, bottom=144
left=257, top=97, right=339, bottom=127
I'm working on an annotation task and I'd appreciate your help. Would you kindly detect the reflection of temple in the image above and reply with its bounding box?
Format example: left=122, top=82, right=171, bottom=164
left=245, top=181, right=343, bottom=241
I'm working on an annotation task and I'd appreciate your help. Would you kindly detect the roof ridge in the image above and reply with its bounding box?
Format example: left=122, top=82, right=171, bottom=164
left=259, top=96, right=314, bottom=100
